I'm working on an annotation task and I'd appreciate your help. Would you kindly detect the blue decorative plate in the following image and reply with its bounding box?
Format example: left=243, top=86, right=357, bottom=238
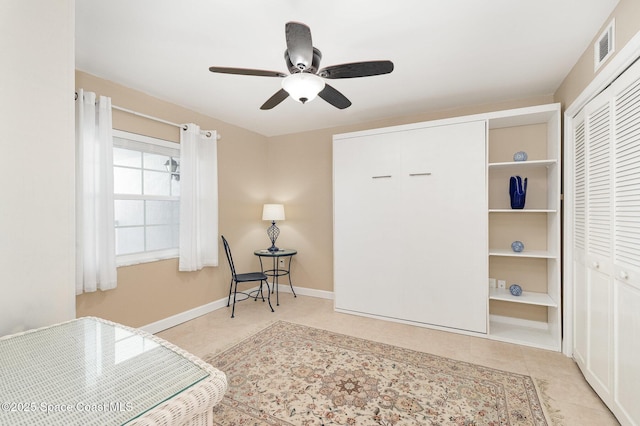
left=511, top=240, right=524, bottom=252
left=509, top=284, right=523, bottom=296
left=513, top=151, right=528, bottom=161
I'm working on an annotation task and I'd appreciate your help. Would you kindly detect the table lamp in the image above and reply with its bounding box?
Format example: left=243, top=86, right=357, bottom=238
left=262, top=204, right=285, bottom=252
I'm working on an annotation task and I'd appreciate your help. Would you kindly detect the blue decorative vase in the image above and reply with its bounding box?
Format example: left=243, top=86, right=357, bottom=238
left=513, top=151, right=528, bottom=161
left=511, top=241, right=524, bottom=252
left=509, top=176, right=527, bottom=209
left=509, top=284, right=523, bottom=296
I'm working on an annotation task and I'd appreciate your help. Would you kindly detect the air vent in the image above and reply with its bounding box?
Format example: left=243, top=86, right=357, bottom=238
left=595, top=19, right=615, bottom=71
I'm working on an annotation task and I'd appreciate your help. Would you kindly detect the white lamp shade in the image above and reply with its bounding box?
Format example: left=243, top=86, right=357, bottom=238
left=281, top=73, right=325, bottom=104
left=262, top=204, right=285, bottom=221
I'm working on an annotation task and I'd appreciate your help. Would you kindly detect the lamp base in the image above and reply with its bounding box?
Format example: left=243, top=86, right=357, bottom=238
left=266, top=221, right=280, bottom=253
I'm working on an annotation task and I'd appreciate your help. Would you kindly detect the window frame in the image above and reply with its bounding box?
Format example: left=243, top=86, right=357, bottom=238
left=112, top=129, right=181, bottom=267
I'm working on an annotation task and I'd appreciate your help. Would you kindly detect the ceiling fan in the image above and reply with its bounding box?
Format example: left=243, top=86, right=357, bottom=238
left=209, top=22, right=394, bottom=110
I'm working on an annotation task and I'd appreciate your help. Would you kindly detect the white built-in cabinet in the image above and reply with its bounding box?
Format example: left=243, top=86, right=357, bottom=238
left=333, top=121, right=488, bottom=333
left=569, top=58, right=640, bottom=426
left=333, top=103, right=561, bottom=351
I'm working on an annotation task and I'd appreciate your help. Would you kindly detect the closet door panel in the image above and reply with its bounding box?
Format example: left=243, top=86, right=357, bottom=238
left=582, top=91, right=614, bottom=404
left=613, top=280, right=640, bottom=425
left=573, top=260, right=588, bottom=367
left=334, top=134, right=402, bottom=317
left=573, top=114, right=588, bottom=367
left=611, top=60, right=640, bottom=426
left=585, top=97, right=613, bottom=275
left=400, top=121, right=487, bottom=332
left=613, top=71, right=640, bottom=278
left=586, top=268, right=613, bottom=402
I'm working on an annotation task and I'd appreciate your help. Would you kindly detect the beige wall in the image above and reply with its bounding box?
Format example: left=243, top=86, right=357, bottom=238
left=555, top=0, right=640, bottom=109
left=75, top=71, right=270, bottom=327
left=1, top=0, right=76, bottom=335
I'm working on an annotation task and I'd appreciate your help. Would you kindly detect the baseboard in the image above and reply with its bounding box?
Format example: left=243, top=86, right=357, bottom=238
left=141, top=285, right=334, bottom=334
left=274, top=283, right=334, bottom=300
left=141, top=297, right=229, bottom=334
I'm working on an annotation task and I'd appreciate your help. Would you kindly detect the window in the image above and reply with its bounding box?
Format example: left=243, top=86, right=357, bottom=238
left=112, top=130, right=180, bottom=265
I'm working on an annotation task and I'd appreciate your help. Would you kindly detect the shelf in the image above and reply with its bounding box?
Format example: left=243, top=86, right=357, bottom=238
left=489, top=288, right=558, bottom=307
left=488, top=319, right=559, bottom=351
left=489, top=208, right=557, bottom=213
left=488, top=248, right=557, bottom=259
left=488, top=159, right=557, bottom=169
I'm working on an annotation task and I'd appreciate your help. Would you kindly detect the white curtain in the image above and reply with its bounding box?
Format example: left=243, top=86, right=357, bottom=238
left=179, top=124, right=219, bottom=271
left=75, top=90, right=117, bottom=294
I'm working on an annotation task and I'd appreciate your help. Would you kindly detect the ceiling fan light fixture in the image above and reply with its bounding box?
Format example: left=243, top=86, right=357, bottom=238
left=281, top=73, right=325, bottom=104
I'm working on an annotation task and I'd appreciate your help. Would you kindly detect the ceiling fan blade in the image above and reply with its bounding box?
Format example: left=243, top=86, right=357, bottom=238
left=318, top=84, right=352, bottom=109
left=209, top=66, right=287, bottom=78
left=319, top=60, right=394, bottom=79
left=285, top=22, right=313, bottom=71
left=260, top=88, right=290, bottom=110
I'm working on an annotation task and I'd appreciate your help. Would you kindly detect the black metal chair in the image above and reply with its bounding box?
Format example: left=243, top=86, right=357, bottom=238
left=221, top=235, right=274, bottom=318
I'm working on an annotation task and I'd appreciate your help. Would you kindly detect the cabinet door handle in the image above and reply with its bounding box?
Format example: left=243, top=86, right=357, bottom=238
left=409, top=172, right=432, bottom=176
left=592, top=261, right=600, bottom=269
left=619, top=270, right=629, bottom=280
left=371, top=175, right=392, bottom=179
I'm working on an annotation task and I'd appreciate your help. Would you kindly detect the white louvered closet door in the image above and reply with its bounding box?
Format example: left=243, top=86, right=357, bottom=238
left=571, top=57, right=640, bottom=426
left=611, top=60, right=640, bottom=426
left=583, top=89, right=614, bottom=404
left=572, top=112, right=588, bottom=369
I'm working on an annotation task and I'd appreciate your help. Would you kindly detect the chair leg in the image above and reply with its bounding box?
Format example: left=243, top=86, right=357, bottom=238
left=254, top=282, right=265, bottom=302
left=227, top=278, right=234, bottom=307
left=231, top=280, right=239, bottom=318
left=263, top=280, right=274, bottom=313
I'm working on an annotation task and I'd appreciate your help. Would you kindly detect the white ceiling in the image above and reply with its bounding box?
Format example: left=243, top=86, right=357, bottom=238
left=76, top=0, right=619, bottom=137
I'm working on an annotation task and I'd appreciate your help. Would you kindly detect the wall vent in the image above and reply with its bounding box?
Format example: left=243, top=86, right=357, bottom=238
left=595, top=19, right=615, bottom=71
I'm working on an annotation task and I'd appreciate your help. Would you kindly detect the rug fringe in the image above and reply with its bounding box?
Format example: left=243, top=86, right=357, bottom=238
left=534, top=378, right=565, bottom=426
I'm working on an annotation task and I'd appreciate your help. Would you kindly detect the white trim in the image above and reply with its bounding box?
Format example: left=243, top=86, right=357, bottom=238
left=275, top=283, right=334, bottom=300
left=113, top=128, right=179, bottom=148
left=141, top=296, right=229, bottom=334
left=141, top=287, right=334, bottom=334
left=563, top=29, right=640, bottom=357
left=116, top=250, right=178, bottom=267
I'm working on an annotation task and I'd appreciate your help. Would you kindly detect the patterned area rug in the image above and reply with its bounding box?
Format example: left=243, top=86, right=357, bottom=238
left=204, top=321, right=548, bottom=425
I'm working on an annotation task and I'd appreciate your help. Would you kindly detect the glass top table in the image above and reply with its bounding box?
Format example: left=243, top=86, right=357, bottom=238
left=0, top=317, right=227, bottom=425
left=254, top=249, right=297, bottom=306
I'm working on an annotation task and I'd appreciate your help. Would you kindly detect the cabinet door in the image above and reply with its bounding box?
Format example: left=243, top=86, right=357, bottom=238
left=400, top=121, right=487, bottom=332
left=334, top=133, right=403, bottom=317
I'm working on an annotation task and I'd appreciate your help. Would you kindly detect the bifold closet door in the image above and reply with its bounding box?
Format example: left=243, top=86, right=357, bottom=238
left=571, top=56, right=640, bottom=425
left=611, top=59, right=640, bottom=425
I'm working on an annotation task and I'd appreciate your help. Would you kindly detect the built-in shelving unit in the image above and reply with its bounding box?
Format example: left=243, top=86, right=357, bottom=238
left=486, top=103, right=561, bottom=351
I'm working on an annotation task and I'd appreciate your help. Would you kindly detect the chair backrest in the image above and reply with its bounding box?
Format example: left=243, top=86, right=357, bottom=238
left=221, top=235, right=237, bottom=278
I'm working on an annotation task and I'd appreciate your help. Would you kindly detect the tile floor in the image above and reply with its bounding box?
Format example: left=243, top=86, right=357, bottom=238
left=156, top=293, right=619, bottom=425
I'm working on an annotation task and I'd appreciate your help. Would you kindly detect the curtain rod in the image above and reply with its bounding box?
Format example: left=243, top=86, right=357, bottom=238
left=75, top=92, right=221, bottom=140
